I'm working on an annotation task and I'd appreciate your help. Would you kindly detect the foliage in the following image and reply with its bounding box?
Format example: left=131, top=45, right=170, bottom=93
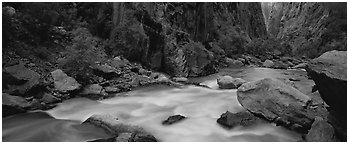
left=245, top=37, right=292, bottom=56
left=105, top=7, right=149, bottom=62
left=58, top=28, right=107, bottom=84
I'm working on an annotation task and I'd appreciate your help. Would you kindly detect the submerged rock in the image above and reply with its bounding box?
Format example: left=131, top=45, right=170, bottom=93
left=217, top=76, right=246, bottom=89
left=83, top=114, right=157, bottom=142
left=306, top=117, right=336, bottom=142
left=237, top=78, right=316, bottom=132
left=3, top=63, right=41, bottom=95
left=162, top=115, right=186, bottom=125
left=51, top=69, right=81, bottom=93
left=217, top=110, right=264, bottom=129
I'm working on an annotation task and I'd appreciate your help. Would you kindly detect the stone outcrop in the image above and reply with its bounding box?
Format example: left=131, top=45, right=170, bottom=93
left=83, top=114, right=157, bottom=142
left=3, top=93, right=31, bottom=117
left=3, top=63, right=41, bottom=95
left=51, top=69, right=81, bottom=93
left=306, top=50, right=347, bottom=141
left=237, top=78, right=319, bottom=132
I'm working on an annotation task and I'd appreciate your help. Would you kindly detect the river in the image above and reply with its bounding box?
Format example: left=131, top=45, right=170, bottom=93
left=3, top=67, right=313, bottom=142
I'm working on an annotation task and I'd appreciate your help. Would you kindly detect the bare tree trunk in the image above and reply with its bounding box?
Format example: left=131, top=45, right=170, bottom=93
left=112, top=2, right=124, bottom=28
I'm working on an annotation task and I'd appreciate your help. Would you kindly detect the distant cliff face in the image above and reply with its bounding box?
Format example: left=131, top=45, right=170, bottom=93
left=263, top=2, right=347, bottom=57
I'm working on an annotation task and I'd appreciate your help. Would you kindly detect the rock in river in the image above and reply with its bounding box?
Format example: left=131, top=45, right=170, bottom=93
left=162, top=115, right=186, bottom=125
left=237, top=78, right=316, bottom=132
left=217, top=110, right=265, bottom=129
left=217, top=76, right=247, bottom=89
left=83, top=114, right=157, bottom=142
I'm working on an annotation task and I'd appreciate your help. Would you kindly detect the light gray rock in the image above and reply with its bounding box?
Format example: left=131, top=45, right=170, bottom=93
left=51, top=69, right=81, bottom=93
left=217, top=76, right=247, bottom=89
left=262, top=60, right=274, bottom=68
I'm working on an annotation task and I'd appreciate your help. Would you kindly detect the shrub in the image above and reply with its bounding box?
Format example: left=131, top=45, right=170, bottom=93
left=59, top=28, right=107, bottom=84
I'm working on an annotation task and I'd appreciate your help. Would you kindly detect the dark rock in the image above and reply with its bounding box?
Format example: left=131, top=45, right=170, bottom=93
left=306, top=50, right=347, bottom=140
left=83, top=114, right=157, bottom=142
left=217, top=110, right=264, bottom=129
left=3, top=93, right=31, bottom=117
left=237, top=78, right=316, bottom=132
left=217, top=76, right=247, bottom=89
left=306, top=50, right=346, bottom=116
left=3, top=63, right=41, bottom=95
left=306, top=117, right=336, bottom=142
left=162, top=115, right=186, bottom=125
left=51, top=69, right=81, bottom=93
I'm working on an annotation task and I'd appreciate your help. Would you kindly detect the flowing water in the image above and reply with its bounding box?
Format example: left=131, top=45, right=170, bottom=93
left=3, top=67, right=310, bottom=142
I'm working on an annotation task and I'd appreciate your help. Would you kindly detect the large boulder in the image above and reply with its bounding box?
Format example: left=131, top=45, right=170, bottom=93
left=3, top=93, right=31, bottom=117
left=3, top=64, right=41, bottom=95
left=217, top=76, right=247, bottom=89
left=83, top=114, right=157, bottom=142
left=306, top=50, right=346, bottom=118
left=217, top=110, right=264, bottom=129
left=51, top=69, right=81, bottom=93
left=306, top=117, right=336, bottom=142
left=306, top=50, right=347, bottom=141
left=237, top=78, right=316, bottom=132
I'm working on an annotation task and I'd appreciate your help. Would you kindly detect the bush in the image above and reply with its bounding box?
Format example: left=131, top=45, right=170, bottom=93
left=59, top=28, right=107, bottom=84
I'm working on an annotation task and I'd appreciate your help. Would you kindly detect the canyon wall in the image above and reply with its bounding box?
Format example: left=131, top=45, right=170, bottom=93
left=263, top=2, right=347, bottom=57
left=111, top=2, right=267, bottom=77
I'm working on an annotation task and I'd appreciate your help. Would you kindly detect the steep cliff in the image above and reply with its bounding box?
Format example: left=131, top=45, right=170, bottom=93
left=263, top=2, right=347, bottom=58
left=108, top=2, right=267, bottom=77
